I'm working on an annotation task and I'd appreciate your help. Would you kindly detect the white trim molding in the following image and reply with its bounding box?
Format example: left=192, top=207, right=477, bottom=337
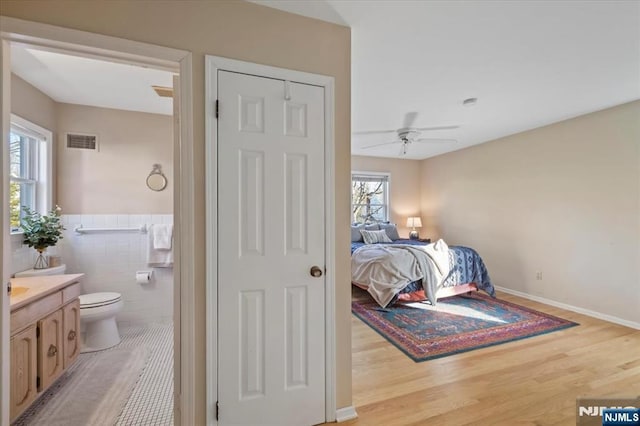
left=175, top=52, right=196, bottom=426
left=495, top=286, right=640, bottom=330
left=0, top=16, right=181, bottom=72
left=9, top=113, right=54, bottom=217
left=205, top=55, right=337, bottom=425
left=336, top=406, right=358, bottom=422
left=1, top=38, right=12, bottom=426
left=0, top=17, right=195, bottom=426
left=351, top=170, right=391, bottom=223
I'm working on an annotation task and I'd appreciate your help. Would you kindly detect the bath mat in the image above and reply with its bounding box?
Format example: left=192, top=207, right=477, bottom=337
left=352, top=291, right=578, bottom=362
left=13, top=345, right=149, bottom=426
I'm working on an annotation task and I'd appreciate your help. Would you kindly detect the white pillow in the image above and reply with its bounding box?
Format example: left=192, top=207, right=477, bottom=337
left=360, top=229, right=392, bottom=244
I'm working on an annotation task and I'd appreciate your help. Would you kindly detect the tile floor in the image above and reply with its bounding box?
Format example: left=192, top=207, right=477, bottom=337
left=14, top=322, right=174, bottom=426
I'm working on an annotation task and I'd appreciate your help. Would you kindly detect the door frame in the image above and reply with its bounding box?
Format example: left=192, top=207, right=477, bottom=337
left=205, top=55, right=336, bottom=425
left=0, top=16, right=196, bottom=426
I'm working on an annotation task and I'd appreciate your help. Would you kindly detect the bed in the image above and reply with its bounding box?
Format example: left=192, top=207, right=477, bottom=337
left=351, top=237, right=495, bottom=308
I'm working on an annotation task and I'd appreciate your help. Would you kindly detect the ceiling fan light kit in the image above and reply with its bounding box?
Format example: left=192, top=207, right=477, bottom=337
left=398, top=129, right=421, bottom=141
left=355, top=112, right=461, bottom=156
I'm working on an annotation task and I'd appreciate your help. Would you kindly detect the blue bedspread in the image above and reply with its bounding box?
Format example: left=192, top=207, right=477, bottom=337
left=351, top=239, right=495, bottom=297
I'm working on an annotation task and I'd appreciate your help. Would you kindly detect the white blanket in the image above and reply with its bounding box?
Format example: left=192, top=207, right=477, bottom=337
left=351, top=239, right=450, bottom=307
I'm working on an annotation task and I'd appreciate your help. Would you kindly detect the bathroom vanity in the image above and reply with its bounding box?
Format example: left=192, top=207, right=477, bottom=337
left=9, top=274, right=84, bottom=422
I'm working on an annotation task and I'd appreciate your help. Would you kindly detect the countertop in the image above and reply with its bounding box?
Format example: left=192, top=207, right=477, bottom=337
left=10, top=274, right=84, bottom=311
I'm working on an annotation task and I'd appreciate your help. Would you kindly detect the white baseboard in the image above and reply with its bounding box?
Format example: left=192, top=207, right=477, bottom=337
left=335, top=406, right=358, bottom=422
left=495, top=286, right=640, bottom=330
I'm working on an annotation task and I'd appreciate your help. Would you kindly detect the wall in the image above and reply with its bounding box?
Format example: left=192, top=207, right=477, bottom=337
left=351, top=155, right=422, bottom=238
left=9, top=73, right=57, bottom=275
left=420, top=101, right=640, bottom=324
left=10, top=73, right=56, bottom=131
left=0, top=0, right=352, bottom=415
left=56, top=103, right=173, bottom=214
left=58, top=214, right=173, bottom=325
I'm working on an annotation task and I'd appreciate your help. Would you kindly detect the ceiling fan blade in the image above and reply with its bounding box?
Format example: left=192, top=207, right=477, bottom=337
left=415, top=138, right=458, bottom=143
left=361, top=140, right=400, bottom=149
left=352, top=129, right=397, bottom=135
left=403, top=112, right=418, bottom=129
left=415, top=125, right=460, bottom=131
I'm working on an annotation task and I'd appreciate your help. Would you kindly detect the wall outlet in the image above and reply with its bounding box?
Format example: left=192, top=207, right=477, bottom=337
left=536, top=271, right=543, bottom=280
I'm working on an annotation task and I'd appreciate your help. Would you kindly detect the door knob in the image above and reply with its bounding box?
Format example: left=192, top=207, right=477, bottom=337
left=310, top=266, right=323, bottom=277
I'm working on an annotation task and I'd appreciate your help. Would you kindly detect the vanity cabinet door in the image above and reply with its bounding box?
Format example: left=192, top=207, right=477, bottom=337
left=10, top=325, right=38, bottom=422
left=63, top=299, right=81, bottom=369
left=38, top=309, right=64, bottom=390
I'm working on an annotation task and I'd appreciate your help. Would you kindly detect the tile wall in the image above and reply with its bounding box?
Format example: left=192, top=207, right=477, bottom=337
left=11, top=214, right=174, bottom=325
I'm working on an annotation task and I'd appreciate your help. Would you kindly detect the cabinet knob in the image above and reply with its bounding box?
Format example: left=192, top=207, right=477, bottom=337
left=47, top=344, right=58, bottom=357
left=68, top=330, right=77, bottom=341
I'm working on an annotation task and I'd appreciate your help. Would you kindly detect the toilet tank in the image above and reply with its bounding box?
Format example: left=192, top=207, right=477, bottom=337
left=14, top=264, right=67, bottom=277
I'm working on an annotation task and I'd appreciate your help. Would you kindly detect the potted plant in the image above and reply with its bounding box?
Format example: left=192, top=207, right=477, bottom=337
left=20, top=205, right=65, bottom=269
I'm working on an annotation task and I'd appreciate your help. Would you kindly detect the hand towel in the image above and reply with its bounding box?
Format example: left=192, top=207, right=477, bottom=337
left=153, top=224, right=173, bottom=250
left=148, top=225, right=173, bottom=268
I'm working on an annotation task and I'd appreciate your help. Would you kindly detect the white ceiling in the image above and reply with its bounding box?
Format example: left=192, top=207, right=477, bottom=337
left=11, top=45, right=174, bottom=116
left=254, top=0, right=640, bottom=159
left=10, top=2, right=639, bottom=158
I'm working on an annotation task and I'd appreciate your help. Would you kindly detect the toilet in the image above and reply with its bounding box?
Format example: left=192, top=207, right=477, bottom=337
left=79, top=292, right=123, bottom=353
left=14, top=264, right=123, bottom=353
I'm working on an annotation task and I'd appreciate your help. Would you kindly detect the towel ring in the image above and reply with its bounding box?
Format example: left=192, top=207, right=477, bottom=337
left=146, top=164, right=167, bottom=192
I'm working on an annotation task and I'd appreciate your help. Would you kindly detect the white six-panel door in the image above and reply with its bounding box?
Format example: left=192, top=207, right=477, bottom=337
left=217, top=70, right=325, bottom=425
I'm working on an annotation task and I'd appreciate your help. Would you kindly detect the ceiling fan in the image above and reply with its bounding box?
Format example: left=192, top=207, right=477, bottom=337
left=354, top=112, right=459, bottom=155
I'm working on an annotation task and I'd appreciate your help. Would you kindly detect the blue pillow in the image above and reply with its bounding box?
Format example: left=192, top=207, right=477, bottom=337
left=379, top=223, right=400, bottom=241
left=351, top=223, right=380, bottom=242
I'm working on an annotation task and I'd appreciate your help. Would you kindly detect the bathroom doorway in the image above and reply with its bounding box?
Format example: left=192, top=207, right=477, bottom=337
left=1, top=18, right=195, bottom=426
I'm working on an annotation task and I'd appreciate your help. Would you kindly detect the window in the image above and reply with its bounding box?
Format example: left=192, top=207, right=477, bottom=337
left=8, top=115, right=52, bottom=233
left=351, top=172, right=389, bottom=223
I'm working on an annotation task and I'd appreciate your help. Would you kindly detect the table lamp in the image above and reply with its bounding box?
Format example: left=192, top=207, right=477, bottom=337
left=406, top=217, right=422, bottom=240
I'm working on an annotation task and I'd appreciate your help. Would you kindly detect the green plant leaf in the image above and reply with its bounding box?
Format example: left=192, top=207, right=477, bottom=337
left=20, top=205, right=65, bottom=251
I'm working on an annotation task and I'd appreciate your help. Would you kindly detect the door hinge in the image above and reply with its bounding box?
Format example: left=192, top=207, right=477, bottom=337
left=215, top=100, right=219, bottom=119
left=215, top=401, right=219, bottom=421
left=7, top=281, right=11, bottom=295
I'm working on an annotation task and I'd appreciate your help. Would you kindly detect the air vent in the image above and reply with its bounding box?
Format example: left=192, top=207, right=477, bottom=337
left=66, top=133, right=98, bottom=150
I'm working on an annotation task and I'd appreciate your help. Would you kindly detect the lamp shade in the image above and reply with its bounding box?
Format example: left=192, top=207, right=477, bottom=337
left=406, top=217, right=422, bottom=228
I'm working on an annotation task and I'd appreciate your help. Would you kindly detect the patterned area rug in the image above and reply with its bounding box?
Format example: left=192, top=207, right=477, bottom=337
left=352, top=291, right=578, bottom=362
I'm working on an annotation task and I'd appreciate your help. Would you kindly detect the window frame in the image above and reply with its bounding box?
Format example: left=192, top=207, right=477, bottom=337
left=351, top=171, right=390, bottom=224
left=9, top=114, right=53, bottom=236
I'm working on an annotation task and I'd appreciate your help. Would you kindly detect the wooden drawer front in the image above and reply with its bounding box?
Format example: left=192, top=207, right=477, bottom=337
left=38, top=309, right=64, bottom=391
left=63, top=300, right=81, bottom=369
left=62, top=283, right=81, bottom=304
left=11, top=291, right=63, bottom=334
left=10, top=325, right=38, bottom=422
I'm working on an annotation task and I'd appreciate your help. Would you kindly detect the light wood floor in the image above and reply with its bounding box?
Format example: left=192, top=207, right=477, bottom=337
left=339, top=291, right=640, bottom=426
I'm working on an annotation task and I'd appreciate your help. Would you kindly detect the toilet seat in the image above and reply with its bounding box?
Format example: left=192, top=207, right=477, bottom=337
left=80, top=292, right=122, bottom=308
